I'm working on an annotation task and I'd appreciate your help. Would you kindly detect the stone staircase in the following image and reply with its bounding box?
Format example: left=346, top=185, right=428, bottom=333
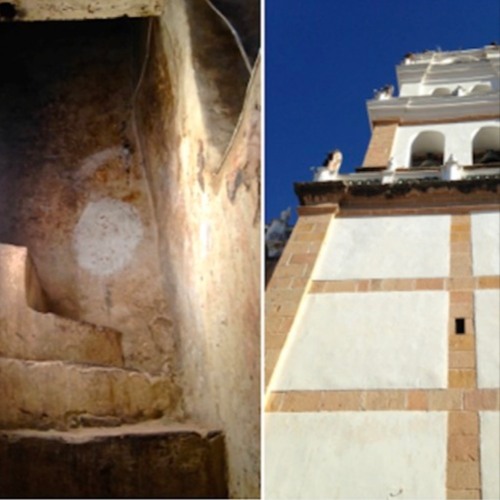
left=0, top=243, right=227, bottom=498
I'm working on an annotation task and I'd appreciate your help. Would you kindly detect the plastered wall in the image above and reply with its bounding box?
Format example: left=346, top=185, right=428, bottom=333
left=0, top=5, right=260, bottom=497
left=480, top=412, right=500, bottom=499
left=266, top=412, right=447, bottom=499
left=0, top=19, right=177, bottom=378
left=471, top=211, right=500, bottom=276
left=266, top=208, right=499, bottom=499
left=475, top=290, right=500, bottom=388
left=134, top=1, right=260, bottom=496
left=313, top=214, right=450, bottom=280
left=271, top=291, right=448, bottom=391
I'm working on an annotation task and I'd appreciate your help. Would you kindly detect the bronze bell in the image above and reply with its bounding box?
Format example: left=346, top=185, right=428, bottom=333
left=478, top=149, right=500, bottom=164
left=419, top=152, right=441, bottom=167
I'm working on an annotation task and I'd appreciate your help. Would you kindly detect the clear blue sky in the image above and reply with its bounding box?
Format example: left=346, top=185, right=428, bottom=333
left=265, top=0, right=500, bottom=223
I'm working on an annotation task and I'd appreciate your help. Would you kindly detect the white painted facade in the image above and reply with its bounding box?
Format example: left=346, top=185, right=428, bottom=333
left=271, top=292, right=448, bottom=391
left=480, top=412, right=500, bottom=499
left=266, top=412, right=447, bottom=500
left=311, top=45, right=499, bottom=180
left=471, top=211, right=500, bottom=276
left=269, top=45, right=500, bottom=499
left=390, top=120, right=500, bottom=168
left=313, top=214, right=450, bottom=280
left=369, top=45, right=500, bottom=172
left=397, top=46, right=500, bottom=97
left=475, top=290, right=500, bottom=388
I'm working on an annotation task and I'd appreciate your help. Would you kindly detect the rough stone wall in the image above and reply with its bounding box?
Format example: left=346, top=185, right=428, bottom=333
left=0, top=2, right=260, bottom=496
left=0, top=20, right=180, bottom=380
left=134, top=1, right=260, bottom=496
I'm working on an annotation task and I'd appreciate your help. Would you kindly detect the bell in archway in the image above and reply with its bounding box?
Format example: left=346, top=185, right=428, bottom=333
left=420, top=152, right=441, bottom=167
left=478, top=149, right=500, bottom=164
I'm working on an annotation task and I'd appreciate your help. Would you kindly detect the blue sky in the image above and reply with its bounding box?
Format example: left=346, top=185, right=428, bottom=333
left=265, top=0, right=500, bottom=223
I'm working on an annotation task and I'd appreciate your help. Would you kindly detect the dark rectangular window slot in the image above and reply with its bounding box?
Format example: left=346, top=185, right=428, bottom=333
left=455, top=318, right=465, bottom=335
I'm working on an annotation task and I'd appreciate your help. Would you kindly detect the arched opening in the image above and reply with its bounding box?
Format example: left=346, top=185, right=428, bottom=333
left=432, top=87, right=451, bottom=96
left=470, top=83, right=491, bottom=94
left=410, top=131, right=445, bottom=167
left=473, top=126, right=500, bottom=164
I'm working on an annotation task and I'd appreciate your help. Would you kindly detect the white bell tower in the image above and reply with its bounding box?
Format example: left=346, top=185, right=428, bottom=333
left=362, top=44, right=500, bottom=180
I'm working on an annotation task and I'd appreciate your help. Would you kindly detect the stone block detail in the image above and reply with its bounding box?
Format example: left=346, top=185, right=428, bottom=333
left=6, top=1, right=163, bottom=22
left=0, top=244, right=124, bottom=368
left=0, top=358, right=181, bottom=430
left=0, top=421, right=226, bottom=498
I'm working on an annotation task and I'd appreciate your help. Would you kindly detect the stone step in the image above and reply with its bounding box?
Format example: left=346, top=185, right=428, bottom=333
left=0, top=313, right=125, bottom=367
left=0, top=243, right=124, bottom=367
left=0, top=420, right=227, bottom=498
left=0, top=357, right=182, bottom=430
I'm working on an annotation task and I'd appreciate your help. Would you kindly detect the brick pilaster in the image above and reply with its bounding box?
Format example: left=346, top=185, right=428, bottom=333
left=361, top=122, right=398, bottom=168
left=265, top=208, right=336, bottom=389
left=446, top=215, right=481, bottom=499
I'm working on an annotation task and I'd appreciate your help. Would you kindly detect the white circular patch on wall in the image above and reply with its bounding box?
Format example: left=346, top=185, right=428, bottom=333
left=73, top=198, right=143, bottom=276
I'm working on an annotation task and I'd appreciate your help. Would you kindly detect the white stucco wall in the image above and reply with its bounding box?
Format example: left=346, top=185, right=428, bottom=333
left=390, top=119, right=500, bottom=168
left=313, top=215, right=450, bottom=281
left=265, top=412, right=447, bottom=500
left=271, top=292, right=448, bottom=391
left=475, top=290, right=500, bottom=388
left=471, top=212, right=500, bottom=277
left=398, top=53, right=500, bottom=97
left=400, top=79, right=498, bottom=98
left=480, top=412, right=500, bottom=499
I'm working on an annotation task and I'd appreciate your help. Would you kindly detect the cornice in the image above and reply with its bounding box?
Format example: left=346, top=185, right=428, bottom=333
left=367, top=94, right=500, bottom=125
left=294, top=177, right=500, bottom=213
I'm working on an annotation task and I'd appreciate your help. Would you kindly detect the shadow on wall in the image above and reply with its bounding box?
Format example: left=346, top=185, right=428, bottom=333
left=0, top=1, right=260, bottom=498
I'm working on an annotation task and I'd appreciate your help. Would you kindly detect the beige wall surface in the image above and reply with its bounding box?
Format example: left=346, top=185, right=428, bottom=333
left=134, top=2, right=261, bottom=496
left=0, top=2, right=260, bottom=497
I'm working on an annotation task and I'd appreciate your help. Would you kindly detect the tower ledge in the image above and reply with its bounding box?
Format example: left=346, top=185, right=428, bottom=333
left=295, top=175, right=500, bottom=214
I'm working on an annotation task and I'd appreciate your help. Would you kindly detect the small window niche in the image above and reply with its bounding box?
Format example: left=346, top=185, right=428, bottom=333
left=455, top=318, right=466, bottom=335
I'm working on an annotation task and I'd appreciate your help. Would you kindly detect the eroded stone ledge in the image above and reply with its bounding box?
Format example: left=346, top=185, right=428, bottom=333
left=0, top=0, right=162, bottom=22
left=0, top=357, right=182, bottom=430
left=0, top=419, right=227, bottom=498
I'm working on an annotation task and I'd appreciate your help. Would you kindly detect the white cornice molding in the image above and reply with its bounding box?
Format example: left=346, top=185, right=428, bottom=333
left=367, top=94, right=500, bottom=125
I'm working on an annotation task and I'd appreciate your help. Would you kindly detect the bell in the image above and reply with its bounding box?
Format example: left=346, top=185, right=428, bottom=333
left=419, top=153, right=440, bottom=167
left=478, top=149, right=500, bottom=164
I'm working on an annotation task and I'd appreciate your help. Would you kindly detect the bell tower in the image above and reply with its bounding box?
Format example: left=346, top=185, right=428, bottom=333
left=362, top=44, right=500, bottom=177
left=266, top=45, right=500, bottom=499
